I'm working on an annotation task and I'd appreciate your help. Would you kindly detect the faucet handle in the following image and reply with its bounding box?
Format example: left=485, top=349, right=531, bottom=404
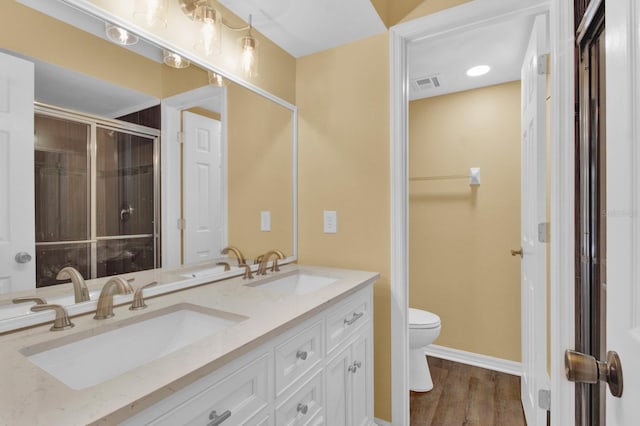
left=271, top=257, right=280, bottom=272
left=240, top=264, right=254, bottom=279
left=216, top=262, right=231, bottom=271
left=12, top=296, right=47, bottom=305
left=30, top=304, right=74, bottom=331
left=129, top=281, right=158, bottom=311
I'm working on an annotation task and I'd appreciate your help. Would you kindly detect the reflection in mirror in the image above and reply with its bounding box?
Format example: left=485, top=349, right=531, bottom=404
left=0, top=1, right=295, bottom=310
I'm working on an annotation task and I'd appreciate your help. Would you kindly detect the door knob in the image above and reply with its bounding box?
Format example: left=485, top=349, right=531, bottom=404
left=14, top=252, right=32, bottom=264
left=565, top=350, right=623, bottom=397
left=510, top=248, right=523, bottom=258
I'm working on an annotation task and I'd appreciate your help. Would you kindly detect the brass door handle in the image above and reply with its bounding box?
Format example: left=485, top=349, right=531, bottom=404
left=511, top=248, right=523, bottom=258
left=565, top=350, right=623, bottom=397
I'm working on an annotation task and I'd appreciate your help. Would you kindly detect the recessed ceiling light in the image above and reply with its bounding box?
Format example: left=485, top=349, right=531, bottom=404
left=466, top=65, right=491, bottom=77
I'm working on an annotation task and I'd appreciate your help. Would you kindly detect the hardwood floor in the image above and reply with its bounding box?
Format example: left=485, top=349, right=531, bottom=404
left=410, top=356, right=526, bottom=426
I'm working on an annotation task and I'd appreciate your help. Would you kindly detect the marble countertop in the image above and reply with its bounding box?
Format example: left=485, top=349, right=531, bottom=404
left=0, top=264, right=379, bottom=425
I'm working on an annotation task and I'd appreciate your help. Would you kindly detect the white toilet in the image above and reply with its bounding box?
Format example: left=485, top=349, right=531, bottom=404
left=409, top=308, right=441, bottom=392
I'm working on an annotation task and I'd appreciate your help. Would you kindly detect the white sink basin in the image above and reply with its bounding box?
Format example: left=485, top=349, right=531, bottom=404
left=247, top=271, right=338, bottom=295
left=21, top=303, right=246, bottom=390
left=0, top=290, right=101, bottom=320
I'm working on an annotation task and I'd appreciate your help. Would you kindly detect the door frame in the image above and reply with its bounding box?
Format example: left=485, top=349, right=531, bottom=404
left=389, top=0, right=576, bottom=424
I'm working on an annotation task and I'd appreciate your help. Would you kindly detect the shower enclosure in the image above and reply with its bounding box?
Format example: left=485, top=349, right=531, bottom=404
left=34, top=104, right=160, bottom=288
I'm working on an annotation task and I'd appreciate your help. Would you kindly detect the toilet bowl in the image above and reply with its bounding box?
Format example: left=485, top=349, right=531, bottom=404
left=409, top=308, right=441, bottom=392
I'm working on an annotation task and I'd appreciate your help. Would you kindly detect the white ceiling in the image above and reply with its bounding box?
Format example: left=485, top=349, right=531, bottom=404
left=217, top=0, right=387, bottom=58
left=408, top=14, right=536, bottom=100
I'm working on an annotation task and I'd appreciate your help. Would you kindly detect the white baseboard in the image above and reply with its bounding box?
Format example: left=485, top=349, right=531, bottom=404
left=424, top=344, right=522, bottom=376
left=374, top=418, right=392, bottom=426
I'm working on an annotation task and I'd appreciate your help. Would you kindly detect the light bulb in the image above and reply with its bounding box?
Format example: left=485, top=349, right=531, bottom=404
left=240, top=35, right=258, bottom=79
left=134, top=0, right=168, bottom=29
left=195, top=7, right=221, bottom=56
left=208, top=71, right=227, bottom=87
left=105, top=24, right=138, bottom=46
left=163, top=50, right=190, bottom=69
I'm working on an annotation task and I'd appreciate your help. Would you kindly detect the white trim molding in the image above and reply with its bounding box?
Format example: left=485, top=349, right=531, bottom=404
left=425, top=345, right=523, bottom=377
left=549, top=0, right=576, bottom=425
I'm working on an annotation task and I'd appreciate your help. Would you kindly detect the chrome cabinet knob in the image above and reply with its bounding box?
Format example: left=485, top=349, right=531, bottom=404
left=14, top=252, right=32, bottom=264
left=296, top=403, right=308, bottom=415
left=296, top=350, right=308, bottom=360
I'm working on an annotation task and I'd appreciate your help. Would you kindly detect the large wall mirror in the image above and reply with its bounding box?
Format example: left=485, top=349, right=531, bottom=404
left=0, top=0, right=296, bottom=311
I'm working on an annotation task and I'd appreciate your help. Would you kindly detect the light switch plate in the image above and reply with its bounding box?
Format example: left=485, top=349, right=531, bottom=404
left=261, top=211, right=271, bottom=232
left=323, top=210, right=337, bottom=234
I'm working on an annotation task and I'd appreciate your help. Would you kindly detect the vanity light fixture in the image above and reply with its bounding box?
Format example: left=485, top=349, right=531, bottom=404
left=179, top=1, right=258, bottom=78
left=134, top=0, right=169, bottom=29
left=163, top=49, right=191, bottom=68
left=179, top=0, right=222, bottom=56
left=208, top=70, right=227, bottom=87
left=105, top=23, right=139, bottom=46
left=239, top=16, right=258, bottom=79
left=466, top=65, right=491, bottom=77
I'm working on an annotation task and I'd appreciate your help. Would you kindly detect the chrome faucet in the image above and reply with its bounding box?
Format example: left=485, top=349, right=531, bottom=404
left=94, top=277, right=133, bottom=320
left=257, top=250, right=285, bottom=275
left=56, top=266, right=90, bottom=303
left=221, top=246, right=246, bottom=265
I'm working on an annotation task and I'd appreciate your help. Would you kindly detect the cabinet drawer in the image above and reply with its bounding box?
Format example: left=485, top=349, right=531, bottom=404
left=325, top=289, right=371, bottom=355
left=149, top=354, right=270, bottom=426
left=275, top=371, right=324, bottom=426
left=275, top=321, right=323, bottom=398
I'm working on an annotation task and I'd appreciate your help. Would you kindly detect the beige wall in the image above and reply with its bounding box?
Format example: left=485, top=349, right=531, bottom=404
left=408, top=81, right=522, bottom=362
left=227, top=84, right=294, bottom=260
left=296, top=33, right=391, bottom=420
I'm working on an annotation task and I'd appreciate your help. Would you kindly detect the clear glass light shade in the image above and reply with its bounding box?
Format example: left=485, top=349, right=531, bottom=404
left=134, top=0, right=168, bottom=29
left=194, top=6, right=221, bottom=56
left=208, top=71, right=227, bottom=87
left=105, top=23, right=139, bottom=45
left=239, top=35, right=258, bottom=79
left=163, top=50, right=191, bottom=69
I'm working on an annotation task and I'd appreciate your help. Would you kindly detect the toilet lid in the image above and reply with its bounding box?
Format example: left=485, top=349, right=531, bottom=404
left=409, top=308, right=441, bottom=329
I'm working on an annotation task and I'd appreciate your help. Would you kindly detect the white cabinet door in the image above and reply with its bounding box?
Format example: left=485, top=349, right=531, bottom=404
left=325, top=346, right=350, bottom=426
left=0, top=51, right=35, bottom=294
left=350, top=328, right=372, bottom=426
left=325, top=325, right=373, bottom=426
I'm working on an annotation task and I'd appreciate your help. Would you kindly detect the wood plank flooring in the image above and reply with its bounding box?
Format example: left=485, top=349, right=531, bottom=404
left=410, top=356, right=526, bottom=426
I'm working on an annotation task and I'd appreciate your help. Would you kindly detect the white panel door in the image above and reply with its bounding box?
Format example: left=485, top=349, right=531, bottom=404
left=606, top=0, right=640, bottom=422
left=519, top=14, right=548, bottom=426
left=182, top=111, right=224, bottom=265
left=0, top=52, right=35, bottom=294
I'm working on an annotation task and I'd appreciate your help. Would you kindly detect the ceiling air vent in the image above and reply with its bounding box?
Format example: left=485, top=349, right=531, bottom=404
left=413, top=75, right=441, bottom=90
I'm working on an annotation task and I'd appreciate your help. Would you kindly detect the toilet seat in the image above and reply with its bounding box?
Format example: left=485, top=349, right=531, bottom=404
left=409, top=308, right=441, bottom=329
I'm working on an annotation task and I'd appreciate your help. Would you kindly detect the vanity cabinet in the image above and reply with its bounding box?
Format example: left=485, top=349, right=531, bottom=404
left=123, top=284, right=374, bottom=426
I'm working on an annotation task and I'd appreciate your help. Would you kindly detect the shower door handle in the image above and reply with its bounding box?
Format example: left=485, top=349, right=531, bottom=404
left=15, top=252, right=32, bottom=264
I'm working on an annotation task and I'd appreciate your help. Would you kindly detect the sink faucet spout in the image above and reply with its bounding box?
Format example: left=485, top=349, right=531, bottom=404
left=56, top=266, right=89, bottom=303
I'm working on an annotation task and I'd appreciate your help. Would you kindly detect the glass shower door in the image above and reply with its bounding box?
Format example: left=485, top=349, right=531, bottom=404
left=34, top=114, right=91, bottom=287
left=95, top=126, right=157, bottom=277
